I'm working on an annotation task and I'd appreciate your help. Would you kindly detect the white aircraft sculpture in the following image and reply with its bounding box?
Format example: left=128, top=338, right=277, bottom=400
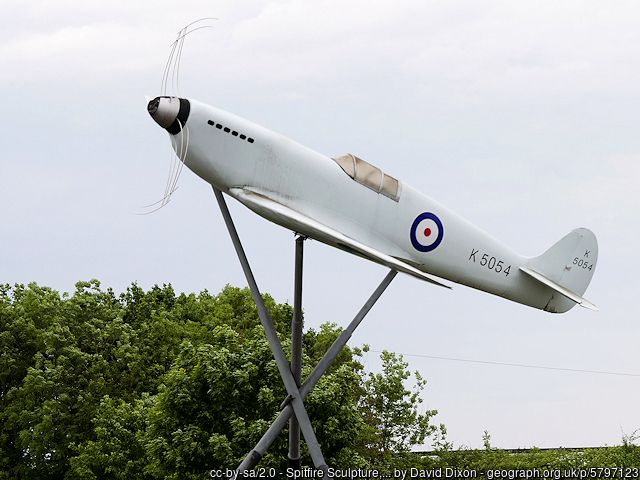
left=147, top=96, right=598, bottom=313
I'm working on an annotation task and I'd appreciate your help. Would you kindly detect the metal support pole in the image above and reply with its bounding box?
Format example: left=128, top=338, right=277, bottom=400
left=237, top=268, right=398, bottom=471
left=212, top=187, right=329, bottom=475
left=288, top=235, right=305, bottom=469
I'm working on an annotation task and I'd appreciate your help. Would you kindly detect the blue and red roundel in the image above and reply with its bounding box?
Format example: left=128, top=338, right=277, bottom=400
left=410, top=212, right=444, bottom=252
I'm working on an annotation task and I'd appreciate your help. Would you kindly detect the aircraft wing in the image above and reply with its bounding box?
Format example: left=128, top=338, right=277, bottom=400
left=230, top=187, right=450, bottom=289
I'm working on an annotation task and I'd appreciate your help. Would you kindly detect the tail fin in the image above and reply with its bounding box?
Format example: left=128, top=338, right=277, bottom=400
left=521, top=228, right=598, bottom=313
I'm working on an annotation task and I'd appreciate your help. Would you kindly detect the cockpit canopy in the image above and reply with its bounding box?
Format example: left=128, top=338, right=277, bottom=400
left=332, top=154, right=401, bottom=201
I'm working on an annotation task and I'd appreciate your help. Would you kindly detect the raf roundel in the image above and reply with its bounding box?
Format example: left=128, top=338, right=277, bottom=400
left=410, top=212, right=444, bottom=252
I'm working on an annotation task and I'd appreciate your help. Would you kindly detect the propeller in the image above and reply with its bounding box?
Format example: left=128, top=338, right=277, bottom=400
left=139, top=18, right=216, bottom=214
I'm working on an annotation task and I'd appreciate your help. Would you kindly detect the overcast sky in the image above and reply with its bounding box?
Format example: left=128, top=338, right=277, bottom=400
left=2, top=0, right=639, bottom=451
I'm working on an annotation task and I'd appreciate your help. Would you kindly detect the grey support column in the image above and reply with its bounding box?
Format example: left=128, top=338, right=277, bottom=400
left=212, top=187, right=329, bottom=474
left=288, top=235, right=305, bottom=469
left=237, top=268, right=397, bottom=471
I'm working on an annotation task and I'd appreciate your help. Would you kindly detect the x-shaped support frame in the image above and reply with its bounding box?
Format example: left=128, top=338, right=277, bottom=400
left=213, top=187, right=396, bottom=474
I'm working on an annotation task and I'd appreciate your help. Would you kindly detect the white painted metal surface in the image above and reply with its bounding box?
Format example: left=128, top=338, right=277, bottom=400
left=148, top=96, right=598, bottom=313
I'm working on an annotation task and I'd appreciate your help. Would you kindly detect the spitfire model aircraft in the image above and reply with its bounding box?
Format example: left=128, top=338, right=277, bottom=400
left=147, top=94, right=597, bottom=313
left=146, top=29, right=599, bottom=469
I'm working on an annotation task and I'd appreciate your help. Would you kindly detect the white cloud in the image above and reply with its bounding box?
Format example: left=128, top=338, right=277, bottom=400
left=571, top=154, right=640, bottom=225
left=0, top=0, right=220, bottom=86
left=400, top=1, right=640, bottom=97
left=0, top=22, right=165, bottom=85
left=3, top=0, right=640, bottom=98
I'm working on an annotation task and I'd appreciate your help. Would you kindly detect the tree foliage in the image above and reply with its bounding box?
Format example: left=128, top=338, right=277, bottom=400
left=2, top=280, right=638, bottom=477
left=0, top=281, right=438, bottom=479
left=358, top=349, right=438, bottom=470
left=405, top=427, right=640, bottom=469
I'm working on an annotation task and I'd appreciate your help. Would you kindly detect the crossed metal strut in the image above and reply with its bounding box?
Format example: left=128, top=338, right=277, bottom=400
left=212, top=187, right=397, bottom=474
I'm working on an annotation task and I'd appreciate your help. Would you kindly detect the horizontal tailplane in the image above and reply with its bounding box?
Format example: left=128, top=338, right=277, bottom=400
left=523, top=228, right=598, bottom=313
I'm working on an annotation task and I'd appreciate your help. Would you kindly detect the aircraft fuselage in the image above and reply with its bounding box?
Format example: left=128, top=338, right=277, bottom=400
left=148, top=97, right=598, bottom=313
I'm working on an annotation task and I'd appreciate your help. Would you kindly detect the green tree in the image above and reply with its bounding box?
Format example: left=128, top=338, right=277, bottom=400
left=142, top=322, right=367, bottom=478
left=66, top=284, right=295, bottom=479
left=0, top=280, right=442, bottom=478
left=358, top=349, right=438, bottom=469
left=68, top=395, right=154, bottom=480
left=0, top=281, right=124, bottom=479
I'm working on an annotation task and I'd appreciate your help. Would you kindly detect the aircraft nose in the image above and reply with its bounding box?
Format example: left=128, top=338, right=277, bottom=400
left=147, top=96, right=191, bottom=135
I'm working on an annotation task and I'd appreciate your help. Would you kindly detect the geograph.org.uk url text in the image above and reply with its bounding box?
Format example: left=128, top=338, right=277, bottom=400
left=484, top=468, right=640, bottom=480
